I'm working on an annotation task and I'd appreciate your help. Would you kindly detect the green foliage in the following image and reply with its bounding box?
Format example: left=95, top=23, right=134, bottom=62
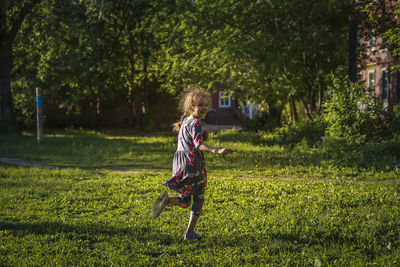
left=319, top=136, right=355, bottom=163
left=319, top=136, right=400, bottom=171
left=5, top=0, right=358, bottom=131
left=265, top=121, right=326, bottom=149
left=142, top=0, right=352, bottom=113
left=1, top=166, right=400, bottom=265
left=244, top=117, right=326, bottom=149
left=10, top=0, right=180, bottom=130
left=362, top=1, right=400, bottom=59
left=357, top=141, right=400, bottom=169
left=323, top=73, right=396, bottom=144
left=244, top=111, right=281, bottom=132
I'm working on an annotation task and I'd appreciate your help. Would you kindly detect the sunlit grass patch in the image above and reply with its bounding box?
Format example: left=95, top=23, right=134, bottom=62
left=0, top=129, right=399, bottom=181
left=1, top=165, right=399, bottom=265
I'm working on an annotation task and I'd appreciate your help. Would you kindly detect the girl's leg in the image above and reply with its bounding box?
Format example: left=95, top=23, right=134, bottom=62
left=186, top=194, right=204, bottom=232
left=186, top=213, right=199, bottom=232
left=167, top=197, right=180, bottom=205
left=184, top=194, right=204, bottom=240
left=167, top=196, right=191, bottom=208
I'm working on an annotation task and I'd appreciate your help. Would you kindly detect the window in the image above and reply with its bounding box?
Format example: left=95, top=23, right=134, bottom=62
left=381, top=37, right=387, bottom=51
left=368, top=71, right=375, bottom=90
left=382, top=70, right=389, bottom=101
left=369, top=29, right=376, bottom=52
left=219, top=91, right=231, bottom=108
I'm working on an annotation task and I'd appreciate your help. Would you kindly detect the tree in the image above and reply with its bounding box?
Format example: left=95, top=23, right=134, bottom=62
left=78, top=0, right=179, bottom=129
left=7, top=0, right=360, bottom=131
left=157, top=0, right=352, bottom=125
left=12, top=0, right=176, bottom=130
left=0, top=0, right=41, bottom=133
left=362, top=1, right=400, bottom=62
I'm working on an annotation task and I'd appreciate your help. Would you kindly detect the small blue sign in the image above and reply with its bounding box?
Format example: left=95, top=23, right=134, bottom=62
left=37, top=96, right=42, bottom=108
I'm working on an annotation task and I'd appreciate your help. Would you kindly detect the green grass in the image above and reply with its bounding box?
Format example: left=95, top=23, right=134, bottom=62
left=1, top=130, right=399, bottom=180
left=1, top=130, right=400, bottom=265
left=0, top=165, right=399, bottom=266
left=0, top=130, right=175, bottom=170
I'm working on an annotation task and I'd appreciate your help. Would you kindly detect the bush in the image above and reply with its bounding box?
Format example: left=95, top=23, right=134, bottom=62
left=323, top=73, right=396, bottom=144
left=320, top=136, right=400, bottom=169
left=320, top=136, right=356, bottom=162
left=263, top=120, right=326, bottom=149
left=244, top=111, right=280, bottom=132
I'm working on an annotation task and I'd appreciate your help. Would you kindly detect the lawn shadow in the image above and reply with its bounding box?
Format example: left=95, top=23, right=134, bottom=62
left=0, top=133, right=175, bottom=170
left=208, top=229, right=375, bottom=260
left=0, top=219, right=173, bottom=245
left=208, top=148, right=327, bottom=172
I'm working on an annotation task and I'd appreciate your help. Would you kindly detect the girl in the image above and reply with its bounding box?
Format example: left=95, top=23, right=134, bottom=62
left=152, top=85, right=232, bottom=241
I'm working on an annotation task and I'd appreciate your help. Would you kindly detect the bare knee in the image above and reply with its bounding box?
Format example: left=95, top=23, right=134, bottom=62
left=179, top=203, right=190, bottom=208
left=178, top=197, right=191, bottom=208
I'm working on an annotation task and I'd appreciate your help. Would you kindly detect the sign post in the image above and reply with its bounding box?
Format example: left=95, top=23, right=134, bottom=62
left=36, top=87, right=43, bottom=143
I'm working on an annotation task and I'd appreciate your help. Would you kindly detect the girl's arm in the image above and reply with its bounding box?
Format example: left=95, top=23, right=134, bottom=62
left=198, top=142, right=232, bottom=155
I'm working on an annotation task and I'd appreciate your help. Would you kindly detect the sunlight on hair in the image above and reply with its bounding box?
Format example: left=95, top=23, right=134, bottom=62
left=173, top=85, right=211, bottom=132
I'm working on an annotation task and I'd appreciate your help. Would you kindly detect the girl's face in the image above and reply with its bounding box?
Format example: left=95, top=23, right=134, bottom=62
left=191, top=97, right=209, bottom=119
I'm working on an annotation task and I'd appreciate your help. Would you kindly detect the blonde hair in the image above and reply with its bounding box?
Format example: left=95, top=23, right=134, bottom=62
left=173, top=85, right=211, bottom=132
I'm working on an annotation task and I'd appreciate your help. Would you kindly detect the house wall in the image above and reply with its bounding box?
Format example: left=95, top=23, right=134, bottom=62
left=360, top=34, right=399, bottom=109
left=204, top=90, right=245, bottom=125
left=210, top=92, right=220, bottom=111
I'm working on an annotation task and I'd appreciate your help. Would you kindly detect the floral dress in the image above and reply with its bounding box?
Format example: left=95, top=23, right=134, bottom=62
left=163, top=118, right=207, bottom=197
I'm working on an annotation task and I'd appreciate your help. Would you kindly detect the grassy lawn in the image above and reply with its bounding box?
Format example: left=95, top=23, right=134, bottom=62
left=1, top=130, right=400, bottom=265
left=1, top=130, right=399, bottom=180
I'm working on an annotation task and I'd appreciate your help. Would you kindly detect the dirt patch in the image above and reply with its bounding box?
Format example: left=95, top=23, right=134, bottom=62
left=111, top=170, right=144, bottom=174
left=0, top=157, right=58, bottom=169
left=0, top=157, right=164, bottom=174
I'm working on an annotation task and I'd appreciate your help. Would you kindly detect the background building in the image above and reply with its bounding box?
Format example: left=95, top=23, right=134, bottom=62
left=359, top=4, right=400, bottom=109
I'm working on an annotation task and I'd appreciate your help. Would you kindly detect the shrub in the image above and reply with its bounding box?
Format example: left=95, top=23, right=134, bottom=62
left=263, top=120, right=325, bottom=149
left=320, top=136, right=400, bottom=169
left=323, top=73, right=396, bottom=144
left=244, top=111, right=280, bottom=132
left=320, top=136, right=356, bottom=163
left=355, top=141, right=400, bottom=169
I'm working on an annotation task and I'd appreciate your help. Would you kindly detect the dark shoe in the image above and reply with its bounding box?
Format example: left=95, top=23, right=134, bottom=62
left=152, top=191, right=168, bottom=217
left=184, top=230, right=203, bottom=241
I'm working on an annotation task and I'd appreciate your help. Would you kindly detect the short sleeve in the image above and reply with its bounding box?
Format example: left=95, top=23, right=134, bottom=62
left=191, top=119, right=203, bottom=148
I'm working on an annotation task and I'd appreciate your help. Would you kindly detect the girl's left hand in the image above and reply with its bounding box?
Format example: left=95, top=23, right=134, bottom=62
left=217, top=148, right=233, bottom=155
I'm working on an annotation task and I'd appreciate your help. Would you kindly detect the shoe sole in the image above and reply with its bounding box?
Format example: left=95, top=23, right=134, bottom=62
left=184, top=235, right=203, bottom=241
left=152, top=191, right=168, bottom=217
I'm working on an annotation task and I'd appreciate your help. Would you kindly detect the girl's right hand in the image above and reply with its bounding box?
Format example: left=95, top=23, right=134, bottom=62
left=216, top=148, right=233, bottom=155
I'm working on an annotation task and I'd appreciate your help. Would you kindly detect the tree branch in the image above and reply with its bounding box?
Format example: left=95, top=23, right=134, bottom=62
left=7, top=0, right=41, bottom=45
left=0, top=0, right=6, bottom=42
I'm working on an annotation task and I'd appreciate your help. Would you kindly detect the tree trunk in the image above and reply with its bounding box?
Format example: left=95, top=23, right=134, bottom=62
left=0, top=46, right=17, bottom=133
left=95, top=95, right=101, bottom=131
left=140, top=53, right=150, bottom=130
left=0, top=0, right=41, bottom=133
left=127, top=86, right=137, bottom=128
left=290, top=96, right=298, bottom=123
left=300, top=97, right=312, bottom=120
left=128, top=36, right=137, bottom=128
